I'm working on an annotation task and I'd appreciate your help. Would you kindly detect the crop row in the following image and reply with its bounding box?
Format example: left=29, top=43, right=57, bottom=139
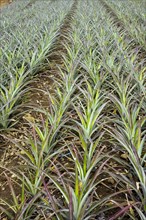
left=0, top=0, right=73, bottom=128
left=103, top=0, right=146, bottom=48
left=0, top=0, right=145, bottom=219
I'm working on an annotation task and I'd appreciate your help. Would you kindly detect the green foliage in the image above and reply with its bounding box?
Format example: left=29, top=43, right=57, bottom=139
left=0, top=0, right=145, bottom=219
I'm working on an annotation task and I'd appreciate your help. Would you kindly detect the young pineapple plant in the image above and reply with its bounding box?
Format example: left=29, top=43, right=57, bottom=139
left=0, top=0, right=145, bottom=220
left=107, top=47, right=146, bottom=217
left=0, top=0, right=73, bottom=130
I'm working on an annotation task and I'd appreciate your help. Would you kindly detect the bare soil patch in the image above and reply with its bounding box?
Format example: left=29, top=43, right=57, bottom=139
left=0, top=0, right=12, bottom=8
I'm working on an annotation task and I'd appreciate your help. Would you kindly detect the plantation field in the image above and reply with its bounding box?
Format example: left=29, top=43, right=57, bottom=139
left=0, top=0, right=146, bottom=219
